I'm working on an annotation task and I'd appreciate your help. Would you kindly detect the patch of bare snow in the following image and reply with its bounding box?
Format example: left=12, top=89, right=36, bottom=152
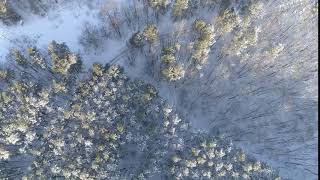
left=0, top=3, right=101, bottom=61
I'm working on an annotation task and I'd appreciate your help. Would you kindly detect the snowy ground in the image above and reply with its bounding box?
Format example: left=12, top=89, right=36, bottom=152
left=0, top=4, right=92, bottom=60
left=0, top=1, right=318, bottom=180
left=0, top=0, right=127, bottom=62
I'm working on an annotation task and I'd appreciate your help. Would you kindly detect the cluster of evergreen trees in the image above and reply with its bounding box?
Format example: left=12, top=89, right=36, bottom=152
left=0, top=42, right=281, bottom=179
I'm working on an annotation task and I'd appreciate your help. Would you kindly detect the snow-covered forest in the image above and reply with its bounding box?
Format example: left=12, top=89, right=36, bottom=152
left=0, top=0, right=318, bottom=179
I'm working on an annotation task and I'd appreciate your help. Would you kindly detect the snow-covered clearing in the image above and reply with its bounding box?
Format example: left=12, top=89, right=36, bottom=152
left=0, top=0, right=128, bottom=62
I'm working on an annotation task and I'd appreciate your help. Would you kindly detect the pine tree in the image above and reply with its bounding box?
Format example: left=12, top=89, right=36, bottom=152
left=162, top=64, right=185, bottom=81
left=172, top=0, right=189, bottom=18
left=148, top=0, right=169, bottom=11
left=48, top=41, right=78, bottom=75
left=129, top=31, right=144, bottom=47
left=143, top=24, right=158, bottom=43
